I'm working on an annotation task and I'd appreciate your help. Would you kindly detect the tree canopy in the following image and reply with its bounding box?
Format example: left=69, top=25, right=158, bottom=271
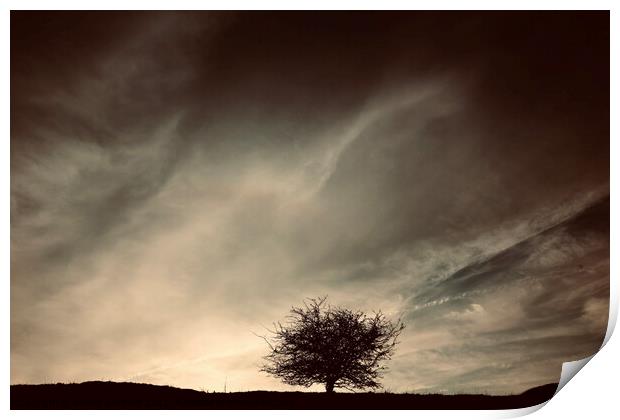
left=260, top=297, right=405, bottom=393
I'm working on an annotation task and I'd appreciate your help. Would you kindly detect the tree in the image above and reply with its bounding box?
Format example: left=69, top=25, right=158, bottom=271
left=259, top=296, right=405, bottom=393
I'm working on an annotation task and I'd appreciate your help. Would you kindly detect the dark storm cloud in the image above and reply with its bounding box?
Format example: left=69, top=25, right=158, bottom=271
left=11, top=11, right=608, bottom=393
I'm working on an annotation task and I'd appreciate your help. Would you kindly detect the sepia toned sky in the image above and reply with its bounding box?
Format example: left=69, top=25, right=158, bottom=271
left=11, top=11, right=609, bottom=394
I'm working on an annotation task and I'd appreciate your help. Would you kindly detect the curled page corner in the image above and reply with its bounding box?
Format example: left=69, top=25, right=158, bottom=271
left=556, top=355, right=595, bottom=394
left=550, top=287, right=619, bottom=395
left=497, top=357, right=596, bottom=418
left=515, top=295, right=618, bottom=416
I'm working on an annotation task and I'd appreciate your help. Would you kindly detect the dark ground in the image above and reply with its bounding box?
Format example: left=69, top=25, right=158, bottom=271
left=10, top=381, right=558, bottom=409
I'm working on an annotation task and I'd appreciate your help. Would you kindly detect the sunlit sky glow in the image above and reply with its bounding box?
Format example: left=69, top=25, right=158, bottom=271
left=11, top=11, right=609, bottom=394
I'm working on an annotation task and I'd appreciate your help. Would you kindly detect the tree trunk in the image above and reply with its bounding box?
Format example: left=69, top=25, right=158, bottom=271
left=325, top=380, right=335, bottom=393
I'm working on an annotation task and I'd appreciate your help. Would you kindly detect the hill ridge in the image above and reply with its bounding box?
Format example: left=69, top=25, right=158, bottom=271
left=11, top=381, right=559, bottom=409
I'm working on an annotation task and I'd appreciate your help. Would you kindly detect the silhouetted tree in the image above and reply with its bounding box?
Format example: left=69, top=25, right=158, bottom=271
left=259, top=296, right=405, bottom=393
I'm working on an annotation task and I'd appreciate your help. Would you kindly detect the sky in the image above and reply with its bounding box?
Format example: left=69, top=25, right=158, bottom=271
left=10, top=11, right=609, bottom=394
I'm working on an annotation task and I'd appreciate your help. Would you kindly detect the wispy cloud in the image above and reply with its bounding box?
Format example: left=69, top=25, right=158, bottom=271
left=11, top=12, right=608, bottom=394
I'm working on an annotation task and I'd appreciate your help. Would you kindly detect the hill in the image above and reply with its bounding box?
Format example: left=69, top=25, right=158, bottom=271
left=10, top=381, right=558, bottom=409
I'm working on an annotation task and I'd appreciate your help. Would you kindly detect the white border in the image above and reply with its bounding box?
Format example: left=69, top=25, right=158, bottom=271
left=3, top=3, right=616, bottom=420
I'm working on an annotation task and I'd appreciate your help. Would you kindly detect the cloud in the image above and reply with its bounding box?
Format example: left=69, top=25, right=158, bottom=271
left=11, top=12, right=608, bottom=394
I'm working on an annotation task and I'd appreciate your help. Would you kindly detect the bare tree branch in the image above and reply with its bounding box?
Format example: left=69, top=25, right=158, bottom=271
left=258, top=297, right=405, bottom=393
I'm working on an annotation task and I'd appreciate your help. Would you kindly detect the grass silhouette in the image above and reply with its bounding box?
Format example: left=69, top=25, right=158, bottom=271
left=10, top=381, right=558, bottom=409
